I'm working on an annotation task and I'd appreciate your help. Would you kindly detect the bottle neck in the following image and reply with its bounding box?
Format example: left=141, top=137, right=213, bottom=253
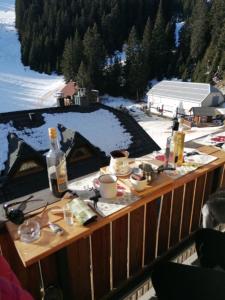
left=49, top=137, right=59, bottom=151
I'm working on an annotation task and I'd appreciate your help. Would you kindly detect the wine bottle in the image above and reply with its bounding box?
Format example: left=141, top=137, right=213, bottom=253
left=46, top=128, right=68, bottom=197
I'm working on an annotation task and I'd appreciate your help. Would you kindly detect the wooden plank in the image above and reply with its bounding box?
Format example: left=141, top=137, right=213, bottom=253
left=112, top=215, right=128, bottom=288
left=144, top=198, right=161, bottom=265
left=66, top=237, right=92, bottom=300
left=202, top=170, right=216, bottom=205
left=220, top=165, right=225, bottom=188
left=197, top=146, right=219, bottom=154
left=169, top=186, right=184, bottom=248
left=180, top=180, right=195, bottom=240
left=190, top=174, right=206, bottom=232
left=40, top=254, right=59, bottom=288
left=129, top=206, right=144, bottom=276
left=92, top=225, right=110, bottom=300
left=157, top=191, right=172, bottom=256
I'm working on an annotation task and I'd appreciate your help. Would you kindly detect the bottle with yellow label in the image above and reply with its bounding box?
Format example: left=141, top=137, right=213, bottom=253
left=46, top=128, right=68, bottom=197
left=173, top=131, right=185, bottom=166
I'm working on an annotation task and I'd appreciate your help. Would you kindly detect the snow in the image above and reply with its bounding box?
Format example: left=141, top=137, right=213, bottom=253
left=0, top=109, right=132, bottom=171
left=100, top=96, right=225, bottom=151
left=175, top=21, right=185, bottom=48
left=0, top=0, right=64, bottom=113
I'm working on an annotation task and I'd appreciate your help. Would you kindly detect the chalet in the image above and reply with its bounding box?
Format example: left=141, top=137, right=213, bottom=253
left=147, top=80, right=224, bottom=116
left=191, top=107, right=220, bottom=125
left=56, top=81, right=78, bottom=106
left=182, top=107, right=225, bottom=127
left=58, top=81, right=99, bottom=107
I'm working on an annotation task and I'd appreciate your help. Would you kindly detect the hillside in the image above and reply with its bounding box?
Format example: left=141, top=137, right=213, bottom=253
left=15, top=0, right=225, bottom=100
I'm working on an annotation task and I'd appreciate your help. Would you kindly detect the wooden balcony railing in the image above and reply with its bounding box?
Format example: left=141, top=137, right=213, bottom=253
left=0, top=146, right=225, bottom=300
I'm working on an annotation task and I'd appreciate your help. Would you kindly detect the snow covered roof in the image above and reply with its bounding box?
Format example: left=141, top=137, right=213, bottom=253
left=0, top=104, right=160, bottom=173
left=147, top=80, right=219, bottom=104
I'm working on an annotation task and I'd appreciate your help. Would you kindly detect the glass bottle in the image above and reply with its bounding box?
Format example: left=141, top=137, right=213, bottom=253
left=46, top=128, right=68, bottom=197
left=175, top=119, right=185, bottom=166
left=164, top=118, right=179, bottom=169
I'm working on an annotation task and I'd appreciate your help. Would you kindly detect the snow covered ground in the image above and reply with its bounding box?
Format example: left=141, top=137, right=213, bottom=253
left=101, top=96, right=225, bottom=149
left=0, top=0, right=64, bottom=112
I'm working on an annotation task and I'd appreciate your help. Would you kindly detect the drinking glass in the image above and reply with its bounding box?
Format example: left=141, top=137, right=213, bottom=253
left=63, top=203, right=74, bottom=225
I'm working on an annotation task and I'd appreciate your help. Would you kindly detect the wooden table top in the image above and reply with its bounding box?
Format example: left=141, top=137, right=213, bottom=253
left=5, top=145, right=225, bottom=267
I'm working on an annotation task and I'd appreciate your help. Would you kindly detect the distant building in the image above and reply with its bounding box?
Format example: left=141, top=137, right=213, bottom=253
left=57, top=81, right=99, bottom=107
left=147, top=80, right=224, bottom=117
left=191, top=107, right=219, bottom=125
left=182, top=106, right=225, bottom=127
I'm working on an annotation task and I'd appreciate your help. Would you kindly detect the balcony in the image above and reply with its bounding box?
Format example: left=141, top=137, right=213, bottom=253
left=0, top=144, right=225, bottom=299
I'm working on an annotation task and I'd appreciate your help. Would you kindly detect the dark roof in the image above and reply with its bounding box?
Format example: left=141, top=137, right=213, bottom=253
left=0, top=103, right=160, bottom=200
left=5, top=133, right=46, bottom=177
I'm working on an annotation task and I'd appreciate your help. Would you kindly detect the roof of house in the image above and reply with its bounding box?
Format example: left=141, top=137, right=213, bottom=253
left=61, top=81, right=79, bottom=97
left=191, top=107, right=219, bottom=117
left=147, top=80, right=222, bottom=104
left=0, top=103, right=160, bottom=200
left=215, top=108, right=225, bottom=115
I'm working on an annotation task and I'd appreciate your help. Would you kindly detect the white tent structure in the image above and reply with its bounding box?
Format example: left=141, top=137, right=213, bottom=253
left=147, top=80, right=224, bottom=117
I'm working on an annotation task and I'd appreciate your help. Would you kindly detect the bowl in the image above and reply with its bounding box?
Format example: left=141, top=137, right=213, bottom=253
left=18, top=220, right=40, bottom=243
left=130, top=174, right=148, bottom=191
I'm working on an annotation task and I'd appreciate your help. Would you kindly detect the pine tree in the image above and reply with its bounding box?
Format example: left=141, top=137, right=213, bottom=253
left=82, top=24, right=105, bottom=90
left=76, top=61, right=92, bottom=90
left=142, top=17, right=153, bottom=81
left=149, top=1, right=168, bottom=79
left=103, top=55, right=123, bottom=96
left=61, top=32, right=83, bottom=82
left=61, top=38, right=75, bottom=82
left=190, top=0, right=209, bottom=61
left=165, top=20, right=176, bottom=76
left=125, top=26, right=146, bottom=100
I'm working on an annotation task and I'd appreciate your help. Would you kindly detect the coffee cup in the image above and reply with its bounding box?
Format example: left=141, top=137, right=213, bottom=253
left=130, top=174, right=148, bottom=192
left=98, top=174, right=117, bottom=198
left=109, top=150, right=129, bottom=175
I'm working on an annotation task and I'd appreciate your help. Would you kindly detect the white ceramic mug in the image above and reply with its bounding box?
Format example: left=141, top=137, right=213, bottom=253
left=109, top=150, right=129, bottom=175
left=130, top=174, right=148, bottom=191
left=98, top=174, right=117, bottom=199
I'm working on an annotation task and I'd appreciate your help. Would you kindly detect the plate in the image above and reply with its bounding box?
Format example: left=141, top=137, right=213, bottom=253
left=106, top=166, right=132, bottom=177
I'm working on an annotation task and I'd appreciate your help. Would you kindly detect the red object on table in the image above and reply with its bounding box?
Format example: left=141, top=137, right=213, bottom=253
left=155, top=154, right=165, bottom=162
left=211, top=136, right=225, bottom=142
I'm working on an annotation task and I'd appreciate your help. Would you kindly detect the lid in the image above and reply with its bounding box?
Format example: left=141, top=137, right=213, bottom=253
left=172, top=117, right=179, bottom=132
left=48, top=127, right=57, bottom=139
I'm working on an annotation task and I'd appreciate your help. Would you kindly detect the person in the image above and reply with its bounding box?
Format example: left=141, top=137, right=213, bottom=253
left=151, top=228, right=225, bottom=300
left=201, top=188, right=225, bottom=228
left=0, top=255, right=33, bottom=299
left=151, top=261, right=225, bottom=300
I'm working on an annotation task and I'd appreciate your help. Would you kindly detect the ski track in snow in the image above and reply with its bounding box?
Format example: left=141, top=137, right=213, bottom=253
left=0, top=0, right=64, bottom=113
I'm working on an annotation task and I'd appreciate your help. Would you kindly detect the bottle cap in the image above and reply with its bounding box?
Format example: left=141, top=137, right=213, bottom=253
left=48, top=127, right=57, bottom=139
left=172, top=117, right=179, bottom=132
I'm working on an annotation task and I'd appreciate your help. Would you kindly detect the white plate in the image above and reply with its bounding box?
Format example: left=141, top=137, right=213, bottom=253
left=106, top=166, right=132, bottom=177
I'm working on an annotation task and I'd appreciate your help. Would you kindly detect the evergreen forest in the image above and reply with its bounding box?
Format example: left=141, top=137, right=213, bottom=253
left=15, top=0, right=225, bottom=99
